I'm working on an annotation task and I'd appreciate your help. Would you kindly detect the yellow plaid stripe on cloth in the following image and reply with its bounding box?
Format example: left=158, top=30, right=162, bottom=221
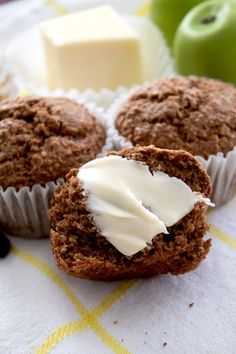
left=9, top=221, right=236, bottom=353
left=11, top=244, right=138, bottom=354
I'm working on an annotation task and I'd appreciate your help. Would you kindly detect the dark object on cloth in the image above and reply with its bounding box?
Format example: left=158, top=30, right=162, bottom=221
left=0, top=229, right=11, bottom=258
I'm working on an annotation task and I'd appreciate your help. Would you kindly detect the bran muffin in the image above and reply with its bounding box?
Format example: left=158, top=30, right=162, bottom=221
left=0, top=96, right=106, bottom=190
left=49, top=145, right=212, bottom=281
left=111, top=76, right=236, bottom=205
left=0, top=96, right=108, bottom=238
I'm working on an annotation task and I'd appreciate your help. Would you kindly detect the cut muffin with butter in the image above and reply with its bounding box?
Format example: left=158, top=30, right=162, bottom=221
left=49, top=145, right=213, bottom=281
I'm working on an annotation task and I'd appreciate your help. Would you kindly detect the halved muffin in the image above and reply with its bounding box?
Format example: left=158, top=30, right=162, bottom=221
left=49, top=145, right=212, bottom=281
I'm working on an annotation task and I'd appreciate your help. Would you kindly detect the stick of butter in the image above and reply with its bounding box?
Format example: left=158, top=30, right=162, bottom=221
left=40, top=5, right=144, bottom=91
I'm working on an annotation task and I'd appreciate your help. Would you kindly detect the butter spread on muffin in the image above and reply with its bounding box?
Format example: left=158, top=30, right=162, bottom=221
left=77, top=155, right=212, bottom=256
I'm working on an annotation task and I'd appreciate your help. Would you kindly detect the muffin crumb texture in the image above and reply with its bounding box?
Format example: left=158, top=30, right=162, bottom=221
left=0, top=96, right=106, bottom=190
left=116, top=77, right=236, bottom=158
left=49, top=145, right=212, bottom=281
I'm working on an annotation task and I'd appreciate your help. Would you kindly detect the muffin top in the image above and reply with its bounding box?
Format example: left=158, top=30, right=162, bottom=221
left=115, top=76, right=236, bottom=158
left=0, top=96, right=106, bottom=190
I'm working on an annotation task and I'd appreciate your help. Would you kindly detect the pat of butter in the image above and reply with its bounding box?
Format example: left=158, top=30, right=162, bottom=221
left=78, top=156, right=213, bottom=256
left=40, top=5, right=144, bottom=90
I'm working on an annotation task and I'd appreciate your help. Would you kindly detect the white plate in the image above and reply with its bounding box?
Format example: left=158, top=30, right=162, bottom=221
left=1, top=0, right=175, bottom=108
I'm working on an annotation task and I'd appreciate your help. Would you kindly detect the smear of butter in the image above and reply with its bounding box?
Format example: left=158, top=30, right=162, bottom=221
left=78, top=156, right=212, bottom=256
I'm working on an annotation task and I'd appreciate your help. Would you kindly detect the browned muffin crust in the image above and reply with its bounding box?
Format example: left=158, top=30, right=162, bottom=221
left=0, top=96, right=106, bottom=190
left=49, top=145, right=212, bottom=281
left=115, top=77, right=236, bottom=158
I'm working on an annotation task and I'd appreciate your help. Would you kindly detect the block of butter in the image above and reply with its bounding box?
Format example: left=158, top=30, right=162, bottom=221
left=41, top=5, right=144, bottom=91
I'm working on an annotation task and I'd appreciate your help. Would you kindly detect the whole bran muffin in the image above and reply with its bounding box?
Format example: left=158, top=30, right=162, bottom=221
left=115, top=76, right=236, bottom=159
left=49, top=145, right=212, bottom=281
left=0, top=96, right=107, bottom=238
left=0, top=96, right=106, bottom=190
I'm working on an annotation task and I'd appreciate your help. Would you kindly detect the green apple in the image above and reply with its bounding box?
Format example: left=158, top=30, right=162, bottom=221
left=149, top=0, right=206, bottom=48
left=173, top=0, right=236, bottom=85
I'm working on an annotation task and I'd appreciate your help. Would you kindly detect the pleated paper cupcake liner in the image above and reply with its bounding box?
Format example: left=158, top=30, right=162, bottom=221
left=0, top=180, right=64, bottom=239
left=0, top=99, right=113, bottom=238
left=197, top=148, right=236, bottom=206
left=106, top=89, right=136, bottom=150
left=0, top=57, right=18, bottom=101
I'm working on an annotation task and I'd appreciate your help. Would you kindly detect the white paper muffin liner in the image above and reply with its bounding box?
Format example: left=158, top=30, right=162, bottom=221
left=0, top=57, right=18, bottom=101
left=0, top=180, right=64, bottom=239
left=6, top=15, right=175, bottom=109
left=0, top=99, right=113, bottom=238
left=106, top=87, right=236, bottom=207
left=197, top=149, right=236, bottom=206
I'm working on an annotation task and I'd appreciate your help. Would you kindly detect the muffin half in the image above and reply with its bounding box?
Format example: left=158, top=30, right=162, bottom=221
left=49, top=145, right=212, bottom=281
